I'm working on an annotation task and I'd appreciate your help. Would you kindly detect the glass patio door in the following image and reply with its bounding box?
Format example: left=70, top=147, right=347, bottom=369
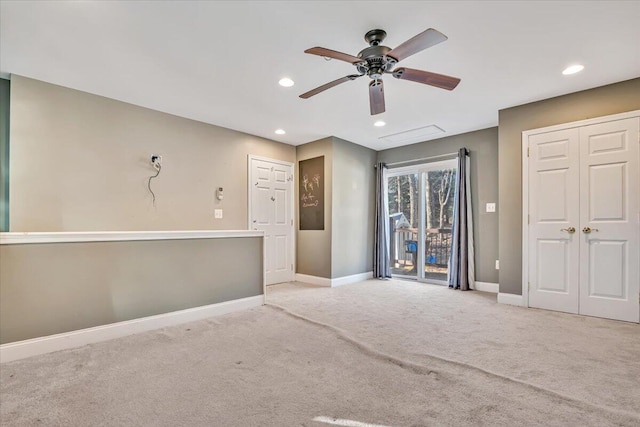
left=388, top=172, right=420, bottom=277
left=387, top=159, right=457, bottom=284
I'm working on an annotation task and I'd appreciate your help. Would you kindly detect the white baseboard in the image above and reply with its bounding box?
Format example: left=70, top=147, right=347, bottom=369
left=295, top=273, right=332, bottom=287
left=0, top=295, right=264, bottom=363
left=330, top=271, right=373, bottom=287
left=497, top=292, right=525, bottom=307
left=295, top=271, right=373, bottom=288
left=474, top=281, right=499, bottom=293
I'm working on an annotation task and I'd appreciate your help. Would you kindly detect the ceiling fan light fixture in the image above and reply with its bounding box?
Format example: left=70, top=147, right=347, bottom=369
left=562, top=64, right=584, bottom=75
left=275, top=129, right=286, bottom=135
left=374, top=121, right=386, bottom=127
left=278, top=78, right=295, bottom=87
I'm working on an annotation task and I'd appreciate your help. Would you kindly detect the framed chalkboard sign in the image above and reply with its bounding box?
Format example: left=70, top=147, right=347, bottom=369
left=299, top=156, right=324, bottom=230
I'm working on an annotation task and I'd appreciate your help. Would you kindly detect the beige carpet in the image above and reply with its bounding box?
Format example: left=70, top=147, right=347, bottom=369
left=268, top=280, right=640, bottom=415
left=1, top=280, right=638, bottom=426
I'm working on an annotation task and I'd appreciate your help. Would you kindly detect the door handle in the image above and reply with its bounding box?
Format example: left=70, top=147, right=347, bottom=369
left=582, top=227, right=599, bottom=234
left=270, top=196, right=275, bottom=201
left=560, top=227, right=576, bottom=233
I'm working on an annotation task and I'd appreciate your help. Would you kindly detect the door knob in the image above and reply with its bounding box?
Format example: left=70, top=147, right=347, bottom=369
left=582, top=227, right=599, bottom=233
left=560, top=227, right=576, bottom=233
left=270, top=196, right=275, bottom=201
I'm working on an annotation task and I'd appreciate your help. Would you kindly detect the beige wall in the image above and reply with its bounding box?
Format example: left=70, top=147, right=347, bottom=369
left=331, top=137, right=376, bottom=278
left=296, top=137, right=333, bottom=278
left=11, top=75, right=639, bottom=294
left=0, top=237, right=263, bottom=344
left=9, top=75, right=295, bottom=232
left=498, top=78, right=640, bottom=295
left=378, top=127, right=499, bottom=284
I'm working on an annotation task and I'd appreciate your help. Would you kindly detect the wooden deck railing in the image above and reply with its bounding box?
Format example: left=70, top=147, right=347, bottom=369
left=390, top=227, right=452, bottom=268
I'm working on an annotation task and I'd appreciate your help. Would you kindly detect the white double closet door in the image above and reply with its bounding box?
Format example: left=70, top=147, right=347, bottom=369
left=528, top=114, right=639, bottom=322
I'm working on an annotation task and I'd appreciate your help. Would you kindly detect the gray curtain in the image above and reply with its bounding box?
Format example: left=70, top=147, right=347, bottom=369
left=374, top=162, right=391, bottom=279
left=448, top=148, right=475, bottom=290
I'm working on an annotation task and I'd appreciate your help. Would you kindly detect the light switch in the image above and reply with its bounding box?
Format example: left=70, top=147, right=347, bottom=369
left=486, top=203, right=496, bottom=213
left=214, top=209, right=223, bottom=219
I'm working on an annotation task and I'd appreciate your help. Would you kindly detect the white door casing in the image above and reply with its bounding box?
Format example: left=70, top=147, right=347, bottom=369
left=578, top=118, right=639, bottom=322
left=248, top=156, right=294, bottom=285
left=528, top=128, right=580, bottom=314
left=523, top=111, right=640, bottom=323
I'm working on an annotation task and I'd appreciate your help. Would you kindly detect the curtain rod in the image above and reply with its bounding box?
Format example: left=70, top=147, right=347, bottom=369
left=381, top=151, right=459, bottom=168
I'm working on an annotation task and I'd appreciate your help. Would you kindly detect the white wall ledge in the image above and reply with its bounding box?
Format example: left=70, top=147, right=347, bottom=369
left=0, top=230, right=263, bottom=245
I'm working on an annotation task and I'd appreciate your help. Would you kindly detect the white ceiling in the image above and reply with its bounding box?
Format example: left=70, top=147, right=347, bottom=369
left=1, top=1, right=639, bottom=150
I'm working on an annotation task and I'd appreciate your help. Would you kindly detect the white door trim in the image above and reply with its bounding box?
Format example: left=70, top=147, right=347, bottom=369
left=521, top=109, right=640, bottom=309
left=248, top=155, right=295, bottom=284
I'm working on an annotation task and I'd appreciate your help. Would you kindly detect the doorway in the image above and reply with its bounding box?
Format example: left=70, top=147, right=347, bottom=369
left=387, top=159, right=457, bottom=284
left=248, top=155, right=295, bottom=285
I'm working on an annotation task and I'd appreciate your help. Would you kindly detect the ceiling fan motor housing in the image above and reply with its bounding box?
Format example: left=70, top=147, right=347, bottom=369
left=357, top=43, right=398, bottom=79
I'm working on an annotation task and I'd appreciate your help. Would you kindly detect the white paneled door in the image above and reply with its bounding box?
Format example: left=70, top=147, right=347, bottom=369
left=249, top=156, right=294, bottom=285
left=578, top=118, right=639, bottom=322
left=528, top=115, right=639, bottom=323
left=529, top=128, right=581, bottom=314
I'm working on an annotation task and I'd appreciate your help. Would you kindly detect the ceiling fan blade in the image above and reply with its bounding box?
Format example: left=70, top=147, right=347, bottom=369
left=299, top=74, right=362, bottom=99
left=392, top=67, right=461, bottom=91
left=369, top=79, right=385, bottom=115
left=304, top=47, right=363, bottom=64
left=386, top=28, right=448, bottom=62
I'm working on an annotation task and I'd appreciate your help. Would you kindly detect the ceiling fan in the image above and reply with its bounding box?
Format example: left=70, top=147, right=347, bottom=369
left=299, top=28, right=461, bottom=115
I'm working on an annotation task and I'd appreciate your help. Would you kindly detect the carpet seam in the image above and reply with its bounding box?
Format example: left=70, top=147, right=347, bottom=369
left=265, top=302, right=640, bottom=423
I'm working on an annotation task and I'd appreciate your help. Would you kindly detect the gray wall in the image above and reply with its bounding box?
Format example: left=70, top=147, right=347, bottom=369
left=296, top=137, right=333, bottom=278
left=296, top=136, right=376, bottom=279
left=9, top=75, right=295, bottom=232
left=0, top=78, right=9, bottom=231
left=0, top=237, right=263, bottom=344
left=498, top=78, right=640, bottom=295
left=331, top=137, right=376, bottom=278
left=378, top=127, right=499, bottom=284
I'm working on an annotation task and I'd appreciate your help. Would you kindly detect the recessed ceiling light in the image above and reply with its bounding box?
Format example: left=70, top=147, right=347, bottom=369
left=275, top=129, right=286, bottom=135
left=562, top=64, right=584, bottom=75
left=278, top=78, right=294, bottom=87
left=374, top=121, right=386, bottom=127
